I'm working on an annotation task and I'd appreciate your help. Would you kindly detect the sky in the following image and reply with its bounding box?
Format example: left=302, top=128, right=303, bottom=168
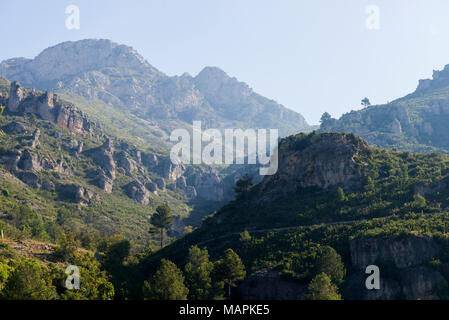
left=1, top=0, right=449, bottom=125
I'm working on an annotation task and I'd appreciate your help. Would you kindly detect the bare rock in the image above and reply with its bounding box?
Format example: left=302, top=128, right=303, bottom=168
left=17, top=150, right=41, bottom=171
left=123, top=181, right=150, bottom=205
left=349, top=235, right=441, bottom=270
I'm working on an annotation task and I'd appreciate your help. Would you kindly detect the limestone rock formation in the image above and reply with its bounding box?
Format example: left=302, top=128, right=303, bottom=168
left=238, top=269, right=307, bottom=300
left=5, top=81, right=91, bottom=135
left=0, top=39, right=311, bottom=137
left=29, top=128, right=40, bottom=148
left=258, top=133, right=367, bottom=201
left=123, top=181, right=150, bottom=205
left=345, top=234, right=446, bottom=300
left=85, top=138, right=116, bottom=179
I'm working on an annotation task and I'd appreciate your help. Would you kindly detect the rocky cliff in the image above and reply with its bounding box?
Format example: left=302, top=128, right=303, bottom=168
left=1, top=79, right=92, bottom=135
left=0, top=39, right=311, bottom=137
left=319, top=63, right=449, bottom=153
left=345, top=235, right=448, bottom=300
left=257, top=132, right=367, bottom=202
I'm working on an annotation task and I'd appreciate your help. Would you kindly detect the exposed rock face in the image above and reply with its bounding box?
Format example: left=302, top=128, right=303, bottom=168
left=114, top=151, right=136, bottom=173
left=29, top=128, right=40, bottom=148
left=258, top=133, right=367, bottom=201
left=192, top=170, right=226, bottom=201
left=16, top=171, right=41, bottom=189
left=17, top=150, right=41, bottom=171
left=5, top=82, right=91, bottom=135
left=399, top=266, right=447, bottom=300
left=0, top=39, right=311, bottom=137
left=142, top=152, right=158, bottom=168
left=344, top=270, right=402, bottom=300
left=85, top=138, right=116, bottom=179
left=0, top=150, right=22, bottom=171
left=65, top=139, right=83, bottom=154
left=185, top=186, right=197, bottom=199
left=349, top=235, right=441, bottom=269
left=95, top=170, right=113, bottom=193
left=154, top=178, right=166, bottom=191
left=345, top=235, right=447, bottom=300
left=57, top=184, right=94, bottom=205
left=160, top=158, right=185, bottom=181
left=123, top=181, right=150, bottom=205
left=318, top=63, right=449, bottom=153
left=7, top=81, right=23, bottom=112
left=145, top=181, right=158, bottom=194
left=238, top=269, right=307, bottom=300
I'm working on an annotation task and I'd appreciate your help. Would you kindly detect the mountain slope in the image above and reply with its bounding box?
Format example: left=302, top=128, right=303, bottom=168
left=0, top=39, right=311, bottom=138
left=319, top=64, right=449, bottom=153
left=141, top=132, right=449, bottom=300
left=0, top=77, right=254, bottom=249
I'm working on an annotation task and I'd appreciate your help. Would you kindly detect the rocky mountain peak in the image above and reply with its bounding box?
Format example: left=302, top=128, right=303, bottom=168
left=194, top=66, right=252, bottom=97
left=416, top=64, right=449, bottom=92
left=1, top=39, right=165, bottom=87
left=0, top=39, right=311, bottom=136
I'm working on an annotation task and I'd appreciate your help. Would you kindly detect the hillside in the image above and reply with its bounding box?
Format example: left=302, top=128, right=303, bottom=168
left=0, top=39, right=311, bottom=139
left=141, top=132, right=449, bottom=300
left=319, top=64, right=449, bottom=153
left=0, top=77, right=258, bottom=251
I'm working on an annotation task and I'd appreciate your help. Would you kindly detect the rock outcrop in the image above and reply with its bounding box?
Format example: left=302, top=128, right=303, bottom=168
left=29, top=128, right=40, bottom=148
left=258, top=133, right=367, bottom=201
left=85, top=138, right=116, bottom=179
left=123, top=181, right=150, bottom=205
left=5, top=82, right=91, bottom=135
left=0, top=39, right=311, bottom=137
left=349, top=235, right=441, bottom=269
left=56, top=184, right=95, bottom=205
left=345, top=235, right=447, bottom=300
left=238, top=269, right=307, bottom=300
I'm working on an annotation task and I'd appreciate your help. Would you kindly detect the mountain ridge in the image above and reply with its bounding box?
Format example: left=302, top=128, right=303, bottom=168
left=0, top=39, right=311, bottom=137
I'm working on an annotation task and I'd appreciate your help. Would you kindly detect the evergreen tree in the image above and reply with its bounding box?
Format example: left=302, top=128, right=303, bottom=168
left=361, top=97, right=371, bottom=107
left=185, top=246, right=214, bottom=300
left=306, top=273, right=341, bottom=300
left=213, top=249, right=246, bottom=300
left=320, top=112, right=332, bottom=124
left=315, top=246, right=346, bottom=285
left=1, top=258, right=57, bottom=300
left=234, top=175, right=253, bottom=200
left=143, top=259, right=188, bottom=300
left=150, top=204, right=173, bottom=248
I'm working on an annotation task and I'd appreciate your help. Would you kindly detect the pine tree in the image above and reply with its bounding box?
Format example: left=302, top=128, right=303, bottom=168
left=306, top=272, right=341, bottom=300
left=315, top=246, right=346, bottom=285
left=185, top=246, right=214, bottom=300
left=234, top=175, right=253, bottom=200
left=150, top=204, right=173, bottom=248
left=213, top=249, right=246, bottom=300
left=143, top=259, right=188, bottom=300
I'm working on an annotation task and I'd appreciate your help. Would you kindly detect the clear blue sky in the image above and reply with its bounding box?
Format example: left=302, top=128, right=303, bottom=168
left=1, top=0, right=449, bottom=125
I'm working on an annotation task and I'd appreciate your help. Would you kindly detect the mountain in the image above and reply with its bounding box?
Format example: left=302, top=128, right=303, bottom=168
left=0, top=39, right=311, bottom=138
left=142, top=132, right=449, bottom=300
left=0, top=77, right=261, bottom=249
left=319, top=64, right=449, bottom=153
